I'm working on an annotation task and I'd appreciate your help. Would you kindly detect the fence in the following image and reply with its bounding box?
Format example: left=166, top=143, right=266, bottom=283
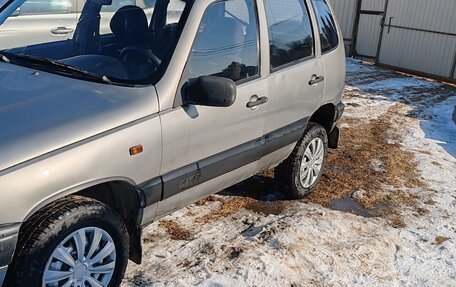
left=330, top=0, right=456, bottom=82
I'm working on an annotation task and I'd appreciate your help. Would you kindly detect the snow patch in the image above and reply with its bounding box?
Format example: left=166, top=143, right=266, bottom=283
left=122, top=59, right=456, bottom=287
left=357, top=77, right=438, bottom=91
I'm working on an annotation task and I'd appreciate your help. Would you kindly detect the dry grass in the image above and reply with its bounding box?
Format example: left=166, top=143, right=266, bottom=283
left=195, top=197, right=257, bottom=223
left=390, top=217, right=407, bottom=229
left=193, top=102, right=426, bottom=227
left=305, top=103, right=425, bottom=224
left=159, top=220, right=193, bottom=241
left=434, top=236, right=450, bottom=245
left=416, top=207, right=430, bottom=216
left=194, top=195, right=223, bottom=206
left=424, top=199, right=436, bottom=205
left=194, top=195, right=287, bottom=224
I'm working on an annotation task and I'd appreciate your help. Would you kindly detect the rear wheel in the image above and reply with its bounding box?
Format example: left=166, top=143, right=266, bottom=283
left=275, top=122, right=328, bottom=199
left=7, top=195, right=129, bottom=287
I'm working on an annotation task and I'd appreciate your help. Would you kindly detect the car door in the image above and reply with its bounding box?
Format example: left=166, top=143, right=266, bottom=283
left=263, top=0, right=325, bottom=135
left=310, top=0, right=345, bottom=104
left=157, top=0, right=268, bottom=217
left=0, top=0, right=78, bottom=50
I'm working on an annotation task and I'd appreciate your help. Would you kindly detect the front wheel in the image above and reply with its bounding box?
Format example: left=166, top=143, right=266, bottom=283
left=7, top=195, right=129, bottom=287
left=275, top=122, right=328, bottom=199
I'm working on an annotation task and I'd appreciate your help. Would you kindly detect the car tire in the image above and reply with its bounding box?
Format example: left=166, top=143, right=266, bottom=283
left=6, top=195, right=129, bottom=287
left=275, top=122, right=328, bottom=199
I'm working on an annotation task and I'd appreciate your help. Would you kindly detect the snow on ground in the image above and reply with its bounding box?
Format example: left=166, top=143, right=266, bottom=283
left=122, top=59, right=456, bottom=287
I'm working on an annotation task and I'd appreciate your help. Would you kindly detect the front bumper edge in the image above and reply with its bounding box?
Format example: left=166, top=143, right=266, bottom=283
left=0, top=266, right=7, bottom=287
left=0, top=223, right=20, bottom=286
left=335, top=101, right=345, bottom=124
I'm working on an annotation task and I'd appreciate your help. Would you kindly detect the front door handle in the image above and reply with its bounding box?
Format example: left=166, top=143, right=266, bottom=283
left=50, top=26, right=74, bottom=35
left=309, top=74, right=325, bottom=86
left=246, top=96, right=268, bottom=108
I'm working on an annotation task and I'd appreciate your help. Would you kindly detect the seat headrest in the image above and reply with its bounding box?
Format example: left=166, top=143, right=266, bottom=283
left=110, top=5, right=149, bottom=46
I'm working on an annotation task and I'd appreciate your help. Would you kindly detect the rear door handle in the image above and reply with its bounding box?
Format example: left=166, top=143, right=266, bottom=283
left=309, top=74, right=325, bottom=86
left=50, top=27, right=74, bottom=35
left=246, top=96, right=268, bottom=108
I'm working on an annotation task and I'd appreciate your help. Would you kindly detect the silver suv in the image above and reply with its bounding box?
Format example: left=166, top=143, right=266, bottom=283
left=0, top=0, right=345, bottom=286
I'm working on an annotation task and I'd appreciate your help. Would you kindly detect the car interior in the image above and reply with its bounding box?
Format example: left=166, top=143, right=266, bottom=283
left=4, top=0, right=188, bottom=81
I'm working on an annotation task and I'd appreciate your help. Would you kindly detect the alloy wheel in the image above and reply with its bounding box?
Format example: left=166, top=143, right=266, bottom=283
left=42, top=227, right=116, bottom=287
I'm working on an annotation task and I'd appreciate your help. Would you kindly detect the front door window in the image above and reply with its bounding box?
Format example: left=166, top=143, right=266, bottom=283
left=185, top=0, right=259, bottom=83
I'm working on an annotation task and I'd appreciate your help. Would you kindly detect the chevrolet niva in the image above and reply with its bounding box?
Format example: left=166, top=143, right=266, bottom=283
left=0, top=0, right=345, bottom=286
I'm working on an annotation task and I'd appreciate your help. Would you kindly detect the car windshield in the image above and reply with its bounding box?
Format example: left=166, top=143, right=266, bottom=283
left=0, top=0, right=188, bottom=84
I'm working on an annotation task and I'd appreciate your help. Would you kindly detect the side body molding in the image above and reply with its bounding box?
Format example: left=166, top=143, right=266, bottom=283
left=138, top=117, right=309, bottom=208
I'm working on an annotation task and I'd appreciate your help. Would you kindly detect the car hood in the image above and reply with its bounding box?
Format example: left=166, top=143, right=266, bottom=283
left=0, top=62, right=158, bottom=172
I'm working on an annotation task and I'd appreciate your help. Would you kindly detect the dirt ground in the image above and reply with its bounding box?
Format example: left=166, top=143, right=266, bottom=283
left=122, top=59, right=456, bottom=287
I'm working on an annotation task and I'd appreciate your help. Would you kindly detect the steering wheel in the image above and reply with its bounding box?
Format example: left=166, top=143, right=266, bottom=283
left=120, top=46, right=161, bottom=66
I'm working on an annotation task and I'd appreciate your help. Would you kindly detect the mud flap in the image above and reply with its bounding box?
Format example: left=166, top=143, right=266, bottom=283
left=328, top=126, right=340, bottom=149
left=128, top=225, right=142, bottom=264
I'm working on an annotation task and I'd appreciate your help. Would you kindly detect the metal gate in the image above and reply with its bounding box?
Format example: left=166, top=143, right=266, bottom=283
left=351, top=0, right=386, bottom=59
left=378, top=0, right=456, bottom=81
left=330, top=0, right=456, bottom=82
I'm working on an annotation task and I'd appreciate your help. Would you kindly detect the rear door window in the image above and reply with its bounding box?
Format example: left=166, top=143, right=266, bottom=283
left=264, top=0, right=314, bottom=69
left=311, top=0, right=339, bottom=53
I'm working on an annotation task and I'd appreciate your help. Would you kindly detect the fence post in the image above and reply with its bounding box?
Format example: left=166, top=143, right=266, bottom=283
left=375, top=0, right=389, bottom=64
left=451, top=49, right=456, bottom=80
left=349, top=0, right=362, bottom=57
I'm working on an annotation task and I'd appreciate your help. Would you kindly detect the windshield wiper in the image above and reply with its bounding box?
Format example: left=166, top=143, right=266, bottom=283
left=11, top=53, right=113, bottom=84
left=0, top=52, right=135, bottom=86
left=0, top=53, right=11, bottom=63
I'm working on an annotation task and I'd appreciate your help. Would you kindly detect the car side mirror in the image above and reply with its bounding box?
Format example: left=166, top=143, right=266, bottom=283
left=11, top=7, right=21, bottom=17
left=184, top=76, right=236, bottom=107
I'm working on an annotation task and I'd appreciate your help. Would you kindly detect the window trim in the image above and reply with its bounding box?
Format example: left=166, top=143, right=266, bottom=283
left=270, top=54, right=316, bottom=73
left=264, top=0, right=316, bottom=73
left=236, top=73, right=261, bottom=86
left=310, top=0, right=340, bottom=55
